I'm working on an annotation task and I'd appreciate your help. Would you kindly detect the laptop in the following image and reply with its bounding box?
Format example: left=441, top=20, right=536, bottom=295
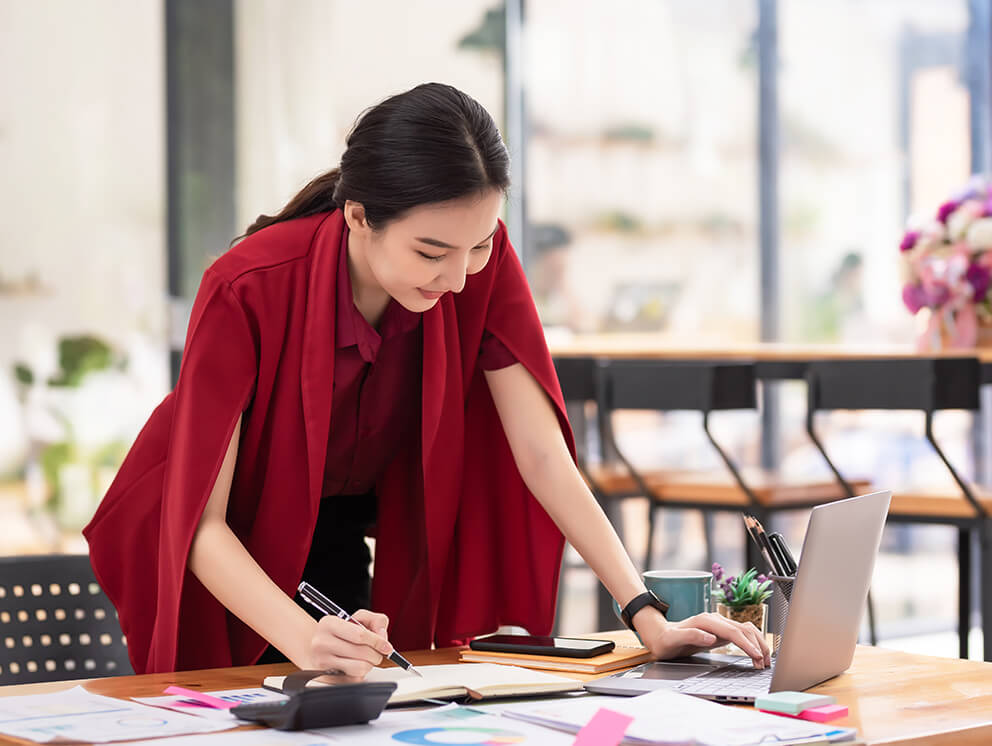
left=585, top=490, right=892, bottom=703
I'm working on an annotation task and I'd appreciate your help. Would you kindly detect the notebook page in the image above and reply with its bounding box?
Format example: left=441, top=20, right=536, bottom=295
left=365, top=663, right=580, bottom=701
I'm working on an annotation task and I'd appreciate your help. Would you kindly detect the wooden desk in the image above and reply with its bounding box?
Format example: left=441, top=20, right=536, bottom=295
left=548, top=335, right=991, bottom=362
left=549, top=335, right=992, bottom=382
left=1, top=633, right=990, bottom=745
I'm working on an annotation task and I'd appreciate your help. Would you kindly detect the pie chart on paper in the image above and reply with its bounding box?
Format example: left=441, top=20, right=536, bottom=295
left=390, top=726, right=527, bottom=745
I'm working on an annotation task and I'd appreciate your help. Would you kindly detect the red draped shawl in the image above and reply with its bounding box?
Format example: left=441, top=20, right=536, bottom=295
left=83, top=210, right=573, bottom=673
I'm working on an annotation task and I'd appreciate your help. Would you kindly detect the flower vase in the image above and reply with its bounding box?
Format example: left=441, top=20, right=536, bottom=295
left=932, top=318, right=992, bottom=349
left=916, top=307, right=992, bottom=351
left=716, top=602, right=767, bottom=634
left=974, top=322, right=992, bottom=348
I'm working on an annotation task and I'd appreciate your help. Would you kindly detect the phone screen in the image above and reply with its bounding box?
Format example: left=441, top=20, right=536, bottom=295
left=478, top=635, right=604, bottom=650
left=469, top=634, right=615, bottom=657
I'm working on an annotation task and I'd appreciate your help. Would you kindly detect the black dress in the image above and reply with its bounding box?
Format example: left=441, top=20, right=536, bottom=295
left=255, top=494, right=377, bottom=665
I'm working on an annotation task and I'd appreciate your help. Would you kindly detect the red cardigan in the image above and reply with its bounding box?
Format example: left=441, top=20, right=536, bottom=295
left=83, top=210, right=574, bottom=673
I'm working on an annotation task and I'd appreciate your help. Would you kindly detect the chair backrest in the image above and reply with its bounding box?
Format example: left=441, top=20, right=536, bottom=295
left=602, top=359, right=757, bottom=412
left=0, top=554, right=133, bottom=684
left=806, top=358, right=979, bottom=412
left=554, top=356, right=600, bottom=403
left=804, top=358, right=984, bottom=515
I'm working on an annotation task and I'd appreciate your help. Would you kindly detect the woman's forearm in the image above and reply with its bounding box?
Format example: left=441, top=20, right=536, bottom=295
left=485, top=365, right=648, bottom=609
left=488, top=366, right=772, bottom=664
left=486, top=365, right=647, bottom=609
left=186, top=414, right=316, bottom=667
left=188, top=519, right=317, bottom=667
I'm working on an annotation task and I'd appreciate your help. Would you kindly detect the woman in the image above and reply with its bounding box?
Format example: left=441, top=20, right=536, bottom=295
left=84, top=83, right=770, bottom=676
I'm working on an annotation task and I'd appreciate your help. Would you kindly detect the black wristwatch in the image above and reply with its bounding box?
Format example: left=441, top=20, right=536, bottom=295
left=619, top=590, right=670, bottom=631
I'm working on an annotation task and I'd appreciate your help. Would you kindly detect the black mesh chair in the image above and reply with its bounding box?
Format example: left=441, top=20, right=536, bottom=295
left=805, top=357, right=987, bottom=657
left=0, top=554, right=132, bottom=684
left=553, top=356, right=616, bottom=630
left=598, top=359, right=761, bottom=569
left=554, top=357, right=764, bottom=629
left=553, top=356, right=609, bottom=498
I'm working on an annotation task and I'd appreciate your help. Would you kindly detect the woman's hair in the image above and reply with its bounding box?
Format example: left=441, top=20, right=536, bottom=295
left=239, top=83, right=510, bottom=239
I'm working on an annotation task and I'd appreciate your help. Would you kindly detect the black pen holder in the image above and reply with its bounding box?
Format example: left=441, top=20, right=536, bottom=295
left=769, top=574, right=794, bottom=654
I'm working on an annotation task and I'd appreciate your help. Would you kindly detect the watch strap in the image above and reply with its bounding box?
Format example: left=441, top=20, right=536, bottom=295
left=620, top=590, right=670, bottom=630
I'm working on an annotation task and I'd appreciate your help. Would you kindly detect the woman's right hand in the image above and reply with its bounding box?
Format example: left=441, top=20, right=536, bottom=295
left=307, top=609, right=393, bottom=678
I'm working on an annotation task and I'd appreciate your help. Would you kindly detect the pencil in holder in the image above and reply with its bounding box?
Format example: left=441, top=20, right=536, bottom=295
left=769, top=574, right=794, bottom=654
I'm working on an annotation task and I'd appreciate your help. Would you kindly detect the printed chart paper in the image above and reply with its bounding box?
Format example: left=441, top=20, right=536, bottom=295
left=124, top=705, right=576, bottom=746
left=309, top=704, right=577, bottom=744
left=0, top=686, right=233, bottom=743
left=133, top=688, right=288, bottom=723
left=122, top=730, right=342, bottom=746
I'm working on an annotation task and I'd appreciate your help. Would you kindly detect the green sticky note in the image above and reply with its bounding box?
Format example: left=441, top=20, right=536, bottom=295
left=754, top=691, right=836, bottom=715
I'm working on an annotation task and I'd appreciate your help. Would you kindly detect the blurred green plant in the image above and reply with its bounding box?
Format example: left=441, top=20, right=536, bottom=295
left=603, top=124, right=656, bottom=144
left=698, top=211, right=744, bottom=236
left=12, top=334, right=128, bottom=523
left=14, top=335, right=127, bottom=390
left=458, top=4, right=505, bottom=54
left=14, top=362, right=33, bottom=385
left=594, top=210, right=644, bottom=234
left=49, top=335, right=125, bottom=386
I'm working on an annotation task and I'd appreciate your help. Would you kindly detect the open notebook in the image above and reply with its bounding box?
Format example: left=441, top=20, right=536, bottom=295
left=263, top=663, right=582, bottom=705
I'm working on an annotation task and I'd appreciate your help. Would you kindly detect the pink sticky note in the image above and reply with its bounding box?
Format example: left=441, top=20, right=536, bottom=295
left=759, top=704, right=849, bottom=723
left=799, top=704, right=848, bottom=722
left=164, top=685, right=237, bottom=710
left=572, top=707, right=634, bottom=746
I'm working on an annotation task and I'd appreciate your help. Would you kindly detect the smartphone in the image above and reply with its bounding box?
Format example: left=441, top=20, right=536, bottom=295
left=469, top=634, right=615, bottom=658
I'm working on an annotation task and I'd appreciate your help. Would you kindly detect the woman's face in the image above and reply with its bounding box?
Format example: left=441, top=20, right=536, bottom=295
left=346, top=189, right=504, bottom=313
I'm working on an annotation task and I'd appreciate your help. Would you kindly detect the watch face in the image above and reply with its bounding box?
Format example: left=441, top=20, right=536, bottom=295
left=650, top=591, right=670, bottom=614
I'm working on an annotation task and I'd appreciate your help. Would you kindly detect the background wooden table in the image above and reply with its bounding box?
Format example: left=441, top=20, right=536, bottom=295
left=1, top=631, right=990, bottom=745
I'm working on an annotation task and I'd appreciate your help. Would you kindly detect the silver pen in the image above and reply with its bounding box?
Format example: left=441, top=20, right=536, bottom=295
left=298, top=581, right=424, bottom=678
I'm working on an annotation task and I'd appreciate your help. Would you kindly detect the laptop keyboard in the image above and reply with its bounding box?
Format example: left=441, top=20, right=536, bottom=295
left=674, top=663, right=775, bottom=699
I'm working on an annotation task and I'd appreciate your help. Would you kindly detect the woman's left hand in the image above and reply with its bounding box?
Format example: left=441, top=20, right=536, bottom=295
left=634, top=609, right=772, bottom=669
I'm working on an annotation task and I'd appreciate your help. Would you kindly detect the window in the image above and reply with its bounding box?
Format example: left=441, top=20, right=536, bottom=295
left=525, top=0, right=760, bottom=339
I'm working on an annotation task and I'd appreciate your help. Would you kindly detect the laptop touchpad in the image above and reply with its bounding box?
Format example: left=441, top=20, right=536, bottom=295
left=584, top=660, right=725, bottom=696
left=636, top=663, right=719, bottom=681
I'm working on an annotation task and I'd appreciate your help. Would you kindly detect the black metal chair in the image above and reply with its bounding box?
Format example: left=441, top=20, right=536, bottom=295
left=596, top=359, right=762, bottom=570
left=555, top=356, right=881, bottom=624
left=553, top=356, right=617, bottom=630
left=805, top=357, right=987, bottom=657
left=0, top=554, right=132, bottom=683
left=553, top=356, right=610, bottom=498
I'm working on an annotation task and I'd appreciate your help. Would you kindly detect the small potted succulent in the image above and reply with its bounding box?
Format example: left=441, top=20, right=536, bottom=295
left=711, top=562, right=773, bottom=632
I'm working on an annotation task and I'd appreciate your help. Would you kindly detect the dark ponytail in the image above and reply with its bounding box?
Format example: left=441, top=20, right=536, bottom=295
left=238, top=82, right=510, bottom=240
left=241, top=168, right=342, bottom=237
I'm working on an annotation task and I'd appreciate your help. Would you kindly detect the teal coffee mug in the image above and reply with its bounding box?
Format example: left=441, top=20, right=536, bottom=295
left=613, top=570, right=712, bottom=634
left=642, top=570, right=711, bottom=621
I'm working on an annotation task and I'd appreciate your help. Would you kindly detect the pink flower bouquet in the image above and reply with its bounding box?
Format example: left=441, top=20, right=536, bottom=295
left=900, top=175, right=992, bottom=349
